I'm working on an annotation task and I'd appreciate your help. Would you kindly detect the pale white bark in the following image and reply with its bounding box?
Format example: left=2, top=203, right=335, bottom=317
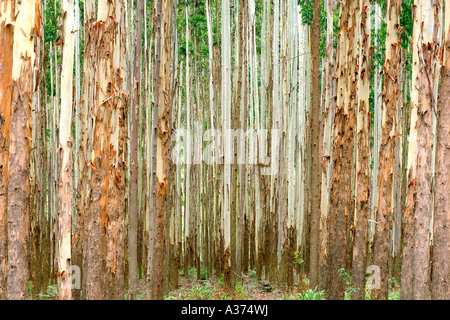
left=57, top=0, right=75, bottom=300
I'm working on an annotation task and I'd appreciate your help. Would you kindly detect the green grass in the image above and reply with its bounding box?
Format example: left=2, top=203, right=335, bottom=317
left=36, top=284, right=58, bottom=300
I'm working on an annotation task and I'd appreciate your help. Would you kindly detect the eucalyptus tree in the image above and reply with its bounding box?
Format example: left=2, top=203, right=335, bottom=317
left=58, top=0, right=75, bottom=300
left=432, top=0, right=449, bottom=300
left=0, top=0, right=14, bottom=300
left=7, top=0, right=34, bottom=300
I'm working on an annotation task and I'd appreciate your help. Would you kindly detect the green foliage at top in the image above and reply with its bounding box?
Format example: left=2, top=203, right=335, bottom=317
left=298, top=0, right=313, bottom=26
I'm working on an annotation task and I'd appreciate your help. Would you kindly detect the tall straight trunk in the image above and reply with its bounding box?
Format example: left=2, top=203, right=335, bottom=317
left=152, top=0, right=172, bottom=300
left=237, top=0, right=248, bottom=277
left=296, top=19, right=307, bottom=271
left=30, top=0, right=44, bottom=298
left=431, top=0, right=449, bottom=299
left=0, top=0, right=14, bottom=300
left=401, top=0, right=438, bottom=300
left=84, top=0, right=120, bottom=299
left=72, top=0, right=82, bottom=300
left=411, top=0, right=439, bottom=300
left=7, top=0, right=34, bottom=300
left=58, top=0, right=75, bottom=300
left=328, top=0, right=357, bottom=300
left=251, top=0, right=264, bottom=278
left=391, top=48, right=405, bottom=278
left=205, top=0, right=217, bottom=277
left=278, top=0, right=288, bottom=286
left=129, top=0, right=144, bottom=300
left=35, top=3, right=48, bottom=294
left=167, top=0, right=178, bottom=289
left=183, top=4, right=191, bottom=278
left=370, top=3, right=382, bottom=245
left=269, top=0, right=280, bottom=283
left=286, top=0, right=298, bottom=290
left=351, top=0, right=371, bottom=300
left=373, top=0, right=401, bottom=300
left=78, top=0, right=95, bottom=300
left=222, top=0, right=232, bottom=293
left=309, top=0, right=321, bottom=289
left=105, top=0, right=127, bottom=299
left=318, top=0, right=336, bottom=291
left=231, top=0, right=240, bottom=285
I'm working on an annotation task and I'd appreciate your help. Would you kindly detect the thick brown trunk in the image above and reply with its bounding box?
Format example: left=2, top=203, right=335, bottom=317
left=401, top=0, right=436, bottom=300
left=84, top=0, right=119, bottom=299
left=328, top=0, right=357, bottom=300
left=7, top=0, right=34, bottom=300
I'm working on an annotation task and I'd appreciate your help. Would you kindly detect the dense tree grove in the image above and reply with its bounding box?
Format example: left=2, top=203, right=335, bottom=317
left=0, top=0, right=448, bottom=300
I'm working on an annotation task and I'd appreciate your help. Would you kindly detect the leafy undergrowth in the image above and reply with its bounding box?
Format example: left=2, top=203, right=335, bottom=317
left=28, top=268, right=400, bottom=300
left=164, top=268, right=324, bottom=300
left=164, top=268, right=401, bottom=300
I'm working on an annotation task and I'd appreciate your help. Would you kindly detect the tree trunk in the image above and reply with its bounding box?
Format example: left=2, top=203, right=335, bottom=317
left=0, top=0, right=15, bottom=300
left=128, top=0, right=144, bottom=300
left=222, top=0, right=232, bottom=293
left=401, top=0, right=437, bottom=300
left=431, top=0, right=449, bottom=299
left=152, top=0, right=172, bottom=300
left=318, top=0, right=336, bottom=291
left=57, top=0, right=75, bottom=300
left=7, top=0, right=34, bottom=300
left=328, top=0, right=357, bottom=300
left=309, top=0, right=321, bottom=289
left=351, top=0, right=371, bottom=300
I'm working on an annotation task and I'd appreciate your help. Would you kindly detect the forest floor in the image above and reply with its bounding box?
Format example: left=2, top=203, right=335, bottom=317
left=162, top=268, right=401, bottom=300
left=163, top=270, right=298, bottom=300
left=30, top=267, right=400, bottom=300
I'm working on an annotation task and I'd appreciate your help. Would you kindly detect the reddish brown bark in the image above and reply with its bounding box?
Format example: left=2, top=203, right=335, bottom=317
left=328, top=0, right=357, bottom=300
left=152, top=0, right=172, bottom=300
left=0, top=0, right=14, bottom=300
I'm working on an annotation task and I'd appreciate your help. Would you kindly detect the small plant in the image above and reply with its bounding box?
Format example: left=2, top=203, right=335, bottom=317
left=298, top=287, right=326, bottom=300
left=388, top=277, right=400, bottom=300
left=293, top=251, right=304, bottom=266
left=220, top=293, right=231, bottom=300
left=388, top=277, right=400, bottom=290
left=217, top=273, right=225, bottom=287
left=338, top=268, right=359, bottom=300
left=188, top=267, right=197, bottom=278
left=200, top=267, right=208, bottom=280
left=388, top=289, right=400, bottom=300
left=364, top=284, right=372, bottom=300
left=186, top=283, right=213, bottom=300
left=164, top=293, right=182, bottom=300
left=283, top=287, right=326, bottom=300
left=233, top=281, right=248, bottom=299
left=36, top=284, right=58, bottom=300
